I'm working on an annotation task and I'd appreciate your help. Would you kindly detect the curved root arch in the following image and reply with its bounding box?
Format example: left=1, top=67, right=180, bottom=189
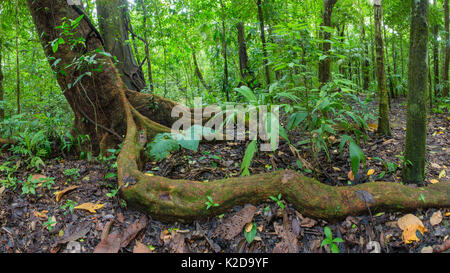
left=117, top=90, right=450, bottom=222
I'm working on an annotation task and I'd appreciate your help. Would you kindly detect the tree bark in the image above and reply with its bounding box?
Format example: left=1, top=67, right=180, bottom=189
left=257, top=0, right=271, bottom=86
left=443, top=0, right=449, bottom=97
left=236, top=21, right=254, bottom=87
left=373, top=0, right=391, bottom=136
left=318, top=0, right=337, bottom=85
left=27, top=0, right=450, bottom=223
left=96, top=0, right=146, bottom=92
left=0, top=35, right=3, bottom=121
left=384, top=25, right=395, bottom=101
left=16, top=0, right=20, bottom=115
left=360, top=19, right=370, bottom=91
left=139, top=0, right=153, bottom=92
left=403, top=0, right=429, bottom=185
left=220, top=0, right=229, bottom=101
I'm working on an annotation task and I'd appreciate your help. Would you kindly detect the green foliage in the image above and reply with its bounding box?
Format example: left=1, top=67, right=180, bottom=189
left=269, top=193, right=285, bottom=210
left=321, top=226, right=344, bottom=253
left=205, top=195, right=219, bottom=210
left=60, top=199, right=78, bottom=215
left=244, top=223, right=257, bottom=244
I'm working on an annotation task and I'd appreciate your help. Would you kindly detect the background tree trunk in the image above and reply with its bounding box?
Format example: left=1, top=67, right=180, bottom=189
left=16, top=0, right=20, bottom=115
left=373, top=0, right=391, bottom=136
left=443, top=0, right=449, bottom=97
left=257, top=0, right=271, bottom=86
left=139, top=0, right=153, bottom=92
left=96, top=0, right=146, bottom=92
left=403, top=0, right=429, bottom=185
left=318, top=0, right=337, bottom=85
left=236, top=21, right=254, bottom=87
left=220, top=0, right=229, bottom=101
left=0, top=36, right=3, bottom=121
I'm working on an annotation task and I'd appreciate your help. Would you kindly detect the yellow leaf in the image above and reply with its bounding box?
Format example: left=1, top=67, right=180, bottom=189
left=430, top=179, right=439, bottom=184
left=397, top=214, right=424, bottom=230
left=244, top=222, right=253, bottom=233
left=439, top=170, right=446, bottom=179
left=402, top=224, right=426, bottom=244
left=367, top=169, right=375, bottom=176
left=54, top=185, right=78, bottom=202
left=445, top=212, right=450, bottom=217
left=144, top=172, right=154, bottom=177
left=368, top=123, right=378, bottom=132
left=332, top=167, right=341, bottom=172
left=74, top=202, right=105, bottom=213
left=348, top=170, right=355, bottom=181
left=33, top=210, right=49, bottom=219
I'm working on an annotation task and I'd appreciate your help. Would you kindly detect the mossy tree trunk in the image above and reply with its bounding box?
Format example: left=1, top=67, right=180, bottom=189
left=0, top=36, right=3, bottom=121
left=257, top=0, right=271, bottom=86
left=403, top=0, right=429, bottom=185
left=27, top=0, right=450, bottom=222
left=373, top=0, right=391, bottom=137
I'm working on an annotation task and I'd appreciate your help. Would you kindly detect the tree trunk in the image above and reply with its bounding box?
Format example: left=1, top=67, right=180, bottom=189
left=443, top=0, right=449, bottom=97
left=27, top=0, right=450, bottom=223
left=403, top=0, right=429, bottom=185
left=96, top=0, right=146, bottom=92
left=384, top=25, right=395, bottom=101
left=373, top=0, right=391, bottom=136
left=0, top=36, right=3, bottom=121
left=433, top=23, right=440, bottom=98
left=139, top=0, right=153, bottom=92
left=360, top=19, right=370, bottom=91
left=191, top=48, right=211, bottom=92
left=257, top=0, right=271, bottom=86
left=220, top=0, right=229, bottom=101
left=236, top=22, right=254, bottom=87
left=16, top=0, right=20, bottom=115
left=318, top=0, right=337, bottom=85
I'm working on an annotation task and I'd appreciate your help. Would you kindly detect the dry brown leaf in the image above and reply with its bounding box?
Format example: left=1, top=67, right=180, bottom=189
left=31, top=174, right=47, bottom=182
left=54, top=186, right=78, bottom=202
left=74, top=202, right=105, bottom=213
left=120, top=215, right=147, bottom=248
left=397, top=214, right=424, bottom=230
left=430, top=211, right=443, bottom=226
left=332, top=167, right=341, bottom=172
left=244, top=222, right=253, bottom=233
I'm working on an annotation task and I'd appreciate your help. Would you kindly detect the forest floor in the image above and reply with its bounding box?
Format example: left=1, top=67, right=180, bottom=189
left=0, top=99, right=449, bottom=253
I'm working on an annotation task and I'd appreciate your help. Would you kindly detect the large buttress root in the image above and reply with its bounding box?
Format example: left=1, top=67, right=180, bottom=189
left=117, top=94, right=450, bottom=222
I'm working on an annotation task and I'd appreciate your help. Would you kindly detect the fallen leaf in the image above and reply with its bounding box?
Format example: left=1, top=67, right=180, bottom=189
left=430, top=211, right=443, bottom=226
left=402, top=224, right=426, bottom=244
left=397, top=214, right=424, bottom=230
left=367, top=169, right=375, bottom=176
left=332, top=167, right=341, bottom=172
left=244, top=222, right=253, bottom=233
left=94, top=220, right=121, bottom=253
left=74, top=202, right=105, bottom=213
left=348, top=170, right=355, bottom=181
left=54, top=185, right=78, bottom=202
left=430, top=179, right=439, bottom=184
left=33, top=210, right=49, bottom=219
left=133, top=241, right=152, bottom=253
left=120, top=215, right=147, bottom=248
left=446, top=212, right=450, bottom=217
left=31, top=174, right=47, bottom=182
left=420, top=246, right=433, bottom=253
left=439, top=170, right=446, bottom=179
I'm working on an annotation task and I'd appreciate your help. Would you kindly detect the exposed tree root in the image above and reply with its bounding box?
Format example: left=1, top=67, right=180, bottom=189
left=117, top=94, right=450, bottom=222
left=27, top=0, right=450, bottom=224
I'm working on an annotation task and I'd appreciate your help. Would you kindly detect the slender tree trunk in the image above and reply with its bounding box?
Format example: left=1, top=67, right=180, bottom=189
left=318, top=0, right=338, bottom=85
left=361, top=20, right=370, bottom=91
left=443, top=0, right=449, bottom=97
left=257, top=0, right=271, bottom=86
left=403, top=0, right=429, bottom=185
left=392, top=30, right=398, bottom=97
left=96, top=0, right=146, bottom=92
left=191, top=48, right=211, bottom=92
left=140, top=0, right=153, bottom=92
left=373, top=0, right=391, bottom=136
left=370, top=15, right=377, bottom=81
left=0, top=36, right=3, bottom=121
left=16, top=0, right=20, bottom=115
left=236, top=22, right=254, bottom=87
left=433, top=22, right=440, bottom=98
left=220, top=0, right=229, bottom=101
left=383, top=25, right=395, bottom=101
